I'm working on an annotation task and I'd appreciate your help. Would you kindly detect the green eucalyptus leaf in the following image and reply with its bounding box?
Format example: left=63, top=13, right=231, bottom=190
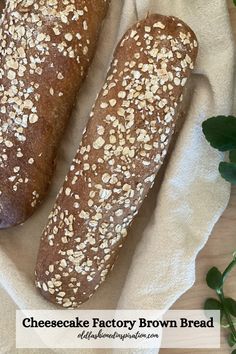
left=202, top=116, right=236, bottom=151
left=225, top=298, right=236, bottom=317
left=228, top=333, right=236, bottom=347
left=233, top=0, right=236, bottom=6
left=204, top=298, right=223, bottom=322
left=206, top=267, right=223, bottom=290
left=204, top=298, right=222, bottom=311
left=231, top=350, right=236, bottom=354
left=219, top=162, right=236, bottom=184
left=229, top=150, right=236, bottom=163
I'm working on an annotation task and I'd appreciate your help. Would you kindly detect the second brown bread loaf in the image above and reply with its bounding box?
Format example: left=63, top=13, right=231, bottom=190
left=0, top=0, right=110, bottom=228
left=35, top=14, right=198, bottom=308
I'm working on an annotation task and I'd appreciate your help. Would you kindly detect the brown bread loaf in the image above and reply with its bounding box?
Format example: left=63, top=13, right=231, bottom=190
left=0, top=1, right=5, bottom=15
left=0, top=0, right=110, bottom=229
left=35, top=14, right=198, bottom=308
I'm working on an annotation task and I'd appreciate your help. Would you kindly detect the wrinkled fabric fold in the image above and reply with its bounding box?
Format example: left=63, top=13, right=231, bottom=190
left=0, top=0, right=234, bottom=353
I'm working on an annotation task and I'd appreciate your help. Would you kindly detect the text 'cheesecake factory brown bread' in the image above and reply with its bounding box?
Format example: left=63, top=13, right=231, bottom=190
left=0, top=0, right=110, bottom=229
left=35, top=14, right=198, bottom=308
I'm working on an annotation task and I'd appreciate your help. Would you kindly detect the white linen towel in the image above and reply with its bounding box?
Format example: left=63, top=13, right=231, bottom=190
left=0, top=0, right=234, bottom=353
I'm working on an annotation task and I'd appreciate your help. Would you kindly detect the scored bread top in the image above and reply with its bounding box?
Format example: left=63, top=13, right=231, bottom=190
left=0, top=0, right=109, bottom=228
left=35, top=14, right=198, bottom=308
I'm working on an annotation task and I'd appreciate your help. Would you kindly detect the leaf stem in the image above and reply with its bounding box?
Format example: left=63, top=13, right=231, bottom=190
left=222, top=257, right=236, bottom=282
left=218, top=289, right=236, bottom=341
left=218, top=255, right=236, bottom=343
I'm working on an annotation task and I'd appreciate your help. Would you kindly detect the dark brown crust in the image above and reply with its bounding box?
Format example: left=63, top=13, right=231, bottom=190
left=0, top=1, right=5, bottom=15
left=0, top=0, right=110, bottom=229
left=35, top=14, right=198, bottom=308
